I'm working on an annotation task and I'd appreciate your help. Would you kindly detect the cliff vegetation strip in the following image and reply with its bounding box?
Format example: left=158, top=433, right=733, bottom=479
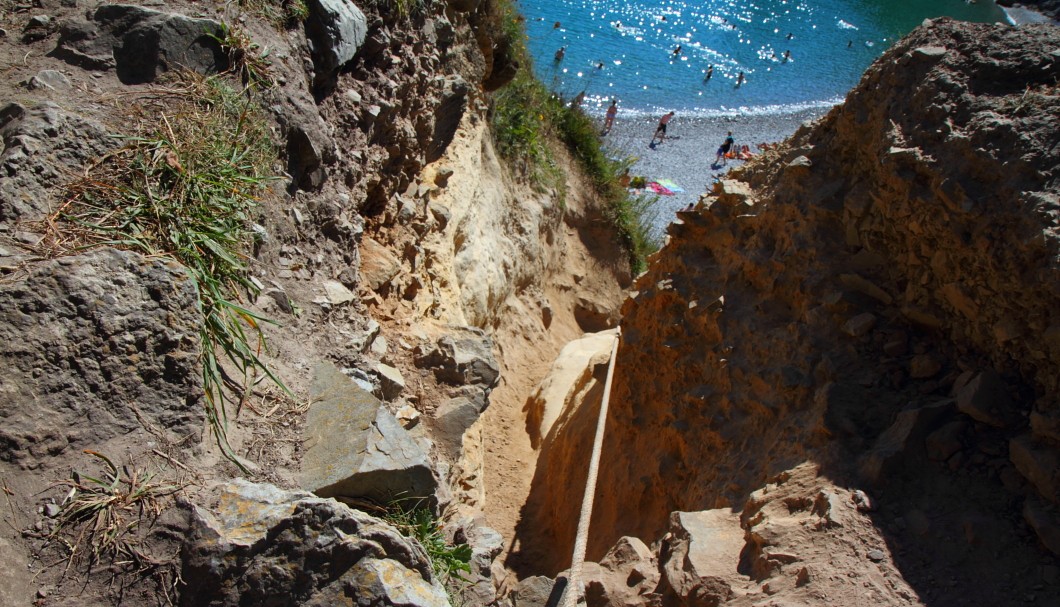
left=490, top=0, right=659, bottom=275
left=45, top=75, right=288, bottom=461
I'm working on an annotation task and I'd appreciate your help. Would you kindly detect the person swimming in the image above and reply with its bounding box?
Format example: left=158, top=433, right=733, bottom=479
left=554, top=46, right=566, bottom=62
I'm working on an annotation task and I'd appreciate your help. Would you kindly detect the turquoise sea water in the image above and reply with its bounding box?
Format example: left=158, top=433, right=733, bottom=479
left=520, top=0, right=1009, bottom=117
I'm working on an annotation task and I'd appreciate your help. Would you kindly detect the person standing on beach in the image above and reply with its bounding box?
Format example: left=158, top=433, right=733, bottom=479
left=650, top=111, right=675, bottom=148
left=603, top=99, right=618, bottom=134
left=715, top=131, right=735, bottom=166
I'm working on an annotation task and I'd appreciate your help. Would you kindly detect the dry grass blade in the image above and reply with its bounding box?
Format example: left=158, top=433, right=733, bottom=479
left=47, top=451, right=180, bottom=572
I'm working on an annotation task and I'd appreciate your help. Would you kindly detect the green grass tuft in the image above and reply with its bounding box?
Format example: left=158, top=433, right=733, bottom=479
left=383, top=503, right=472, bottom=584
left=237, top=0, right=309, bottom=28
left=57, top=76, right=286, bottom=464
left=211, top=21, right=275, bottom=90
left=47, top=450, right=180, bottom=575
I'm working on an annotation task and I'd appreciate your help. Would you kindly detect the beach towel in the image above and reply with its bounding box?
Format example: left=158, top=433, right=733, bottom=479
left=654, top=178, right=685, bottom=193
left=647, top=182, right=675, bottom=196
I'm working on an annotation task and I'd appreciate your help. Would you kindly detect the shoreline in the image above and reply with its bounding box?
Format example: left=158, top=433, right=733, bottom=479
left=1001, top=4, right=1060, bottom=25
left=601, top=107, right=832, bottom=236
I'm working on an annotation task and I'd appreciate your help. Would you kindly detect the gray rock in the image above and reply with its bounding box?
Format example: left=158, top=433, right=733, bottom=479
left=182, top=479, right=447, bottom=606
left=42, top=503, right=61, bottom=518
left=52, top=5, right=228, bottom=83
left=348, top=318, right=382, bottom=353
left=841, top=312, right=877, bottom=337
left=22, top=14, right=55, bottom=43
left=322, top=279, right=356, bottom=305
left=450, top=516, right=504, bottom=606
left=263, top=287, right=294, bottom=314
left=301, top=362, right=441, bottom=506
left=956, top=370, right=1011, bottom=428
left=787, top=155, right=812, bottom=168
left=866, top=549, right=886, bottom=562
left=305, top=0, right=368, bottom=86
left=414, top=326, right=500, bottom=389
left=0, top=248, right=203, bottom=464
left=860, top=401, right=954, bottom=484
left=925, top=421, right=966, bottom=462
left=0, top=102, right=112, bottom=222
left=427, top=75, right=469, bottom=162
left=431, top=393, right=488, bottom=460
left=25, top=69, right=72, bottom=90
left=512, top=576, right=561, bottom=607
left=374, top=362, right=406, bottom=400
left=429, top=202, right=451, bottom=229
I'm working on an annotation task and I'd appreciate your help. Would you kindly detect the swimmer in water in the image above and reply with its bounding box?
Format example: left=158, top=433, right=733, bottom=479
left=736, top=71, right=745, bottom=87
left=704, top=65, right=714, bottom=81
left=672, top=45, right=682, bottom=57
left=554, top=46, right=566, bottom=62
left=783, top=50, right=791, bottom=63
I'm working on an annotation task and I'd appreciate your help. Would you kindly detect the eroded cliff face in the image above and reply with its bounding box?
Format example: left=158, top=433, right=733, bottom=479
left=0, top=1, right=628, bottom=604
left=524, top=18, right=1060, bottom=604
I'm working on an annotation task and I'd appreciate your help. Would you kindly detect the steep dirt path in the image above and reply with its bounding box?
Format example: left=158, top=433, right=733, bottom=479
left=479, top=225, right=627, bottom=581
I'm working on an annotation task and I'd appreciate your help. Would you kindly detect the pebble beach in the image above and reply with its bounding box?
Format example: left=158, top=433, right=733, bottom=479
left=602, top=108, right=830, bottom=235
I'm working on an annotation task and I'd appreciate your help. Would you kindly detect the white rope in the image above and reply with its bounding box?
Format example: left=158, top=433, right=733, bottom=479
left=560, top=327, right=622, bottom=607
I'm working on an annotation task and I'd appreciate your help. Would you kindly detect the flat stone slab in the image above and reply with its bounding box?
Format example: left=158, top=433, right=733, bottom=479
left=301, top=361, right=438, bottom=505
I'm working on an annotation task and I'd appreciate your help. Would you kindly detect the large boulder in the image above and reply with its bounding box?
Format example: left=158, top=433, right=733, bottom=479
left=51, top=4, right=228, bottom=83
left=525, top=330, right=617, bottom=448
left=182, top=479, right=449, bottom=606
left=300, top=361, right=442, bottom=507
left=305, top=0, right=368, bottom=86
left=0, top=248, right=203, bottom=464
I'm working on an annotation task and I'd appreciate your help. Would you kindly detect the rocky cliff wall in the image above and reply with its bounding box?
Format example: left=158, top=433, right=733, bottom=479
left=522, top=18, right=1060, bottom=601
left=0, top=1, right=628, bottom=605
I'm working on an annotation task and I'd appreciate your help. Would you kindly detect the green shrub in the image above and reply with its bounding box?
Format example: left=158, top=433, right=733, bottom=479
left=57, top=76, right=286, bottom=464
left=490, top=1, right=660, bottom=274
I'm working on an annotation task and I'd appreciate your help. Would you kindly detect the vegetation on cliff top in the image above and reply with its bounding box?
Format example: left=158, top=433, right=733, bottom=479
left=490, top=0, right=658, bottom=275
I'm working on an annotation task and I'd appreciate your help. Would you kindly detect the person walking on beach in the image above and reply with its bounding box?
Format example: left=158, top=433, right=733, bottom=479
left=650, top=111, right=675, bottom=148
left=715, top=131, right=735, bottom=166
left=603, top=99, right=618, bottom=134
